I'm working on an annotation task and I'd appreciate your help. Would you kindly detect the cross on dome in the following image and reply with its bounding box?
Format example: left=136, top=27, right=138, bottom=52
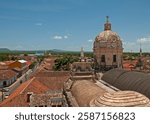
left=104, top=16, right=111, bottom=31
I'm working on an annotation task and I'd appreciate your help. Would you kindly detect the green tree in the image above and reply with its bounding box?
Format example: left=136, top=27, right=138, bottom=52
left=53, top=55, right=79, bottom=71
left=29, top=62, right=37, bottom=69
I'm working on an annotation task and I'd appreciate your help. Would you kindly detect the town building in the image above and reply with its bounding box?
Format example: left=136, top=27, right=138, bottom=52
left=1, top=56, right=150, bottom=107
left=8, top=60, right=29, bottom=77
left=0, top=70, right=70, bottom=107
left=71, top=47, right=93, bottom=72
left=0, top=70, right=17, bottom=88
left=0, top=61, right=14, bottom=70
left=70, top=47, right=94, bottom=81
left=142, top=57, right=150, bottom=71
left=30, top=90, right=67, bottom=107
left=93, top=16, right=123, bottom=71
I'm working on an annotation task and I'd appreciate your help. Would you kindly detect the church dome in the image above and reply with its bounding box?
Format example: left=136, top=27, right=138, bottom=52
left=95, top=16, right=122, bottom=44
left=96, top=30, right=121, bottom=42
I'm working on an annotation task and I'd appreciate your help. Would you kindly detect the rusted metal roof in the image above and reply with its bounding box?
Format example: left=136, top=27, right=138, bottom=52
left=102, top=69, right=150, bottom=99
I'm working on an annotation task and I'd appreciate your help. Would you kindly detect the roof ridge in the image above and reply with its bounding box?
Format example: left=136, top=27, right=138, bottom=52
left=19, top=77, right=35, bottom=94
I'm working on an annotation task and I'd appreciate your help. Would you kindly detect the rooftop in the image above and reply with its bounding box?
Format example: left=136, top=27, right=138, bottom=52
left=0, top=70, right=17, bottom=81
left=18, top=60, right=27, bottom=63
left=101, top=69, right=150, bottom=99
left=71, top=80, right=106, bottom=106
left=90, top=91, right=150, bottom=107
left=0, top=71, right=70, bottom=106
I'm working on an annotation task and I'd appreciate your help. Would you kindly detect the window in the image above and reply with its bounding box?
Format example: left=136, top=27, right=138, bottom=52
left=113, top=55, right=117, bottom=62
left=39, top=105, right=44, bottom=107
left=3, top=81, right=7, bottom=86
left=26, top=92, right=33, bottom=102
left=101, top=55, right=105, bottom=62
left=52, top=105, right=57, bottom=107
left=20, top=80, right=22, bottom=84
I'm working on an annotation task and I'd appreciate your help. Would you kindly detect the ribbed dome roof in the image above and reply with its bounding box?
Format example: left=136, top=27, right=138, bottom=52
left=95, top=30, right=121, bottom=42
left=90, top=91, right=150, bottom=107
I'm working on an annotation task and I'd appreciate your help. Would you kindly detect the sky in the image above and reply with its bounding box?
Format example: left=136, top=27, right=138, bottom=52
left=0, top=0, right=150, bottom=52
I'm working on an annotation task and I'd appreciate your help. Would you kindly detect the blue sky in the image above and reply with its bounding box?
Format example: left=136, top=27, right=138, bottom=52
left=0, top=0, right=150, bottom=52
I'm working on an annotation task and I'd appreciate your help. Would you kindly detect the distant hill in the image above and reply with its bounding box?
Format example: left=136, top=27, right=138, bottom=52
left=0, top=48, right=11, bottom=52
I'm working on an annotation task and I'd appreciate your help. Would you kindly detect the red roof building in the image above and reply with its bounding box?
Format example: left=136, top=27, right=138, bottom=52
left=0, top=70, right=17, bottom=88
left=0, top=71, right=70, bottom=106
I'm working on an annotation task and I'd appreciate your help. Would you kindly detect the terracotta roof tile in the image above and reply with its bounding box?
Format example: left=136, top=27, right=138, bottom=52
left=0, top=70, right=17, bottom=81
left=0, top=77, right=49, bottom=107
left=34, top=71, right=70, bottom=77
left=0, top=71, right=70, bottom=107
left=0, top=65, right=8, bottom=70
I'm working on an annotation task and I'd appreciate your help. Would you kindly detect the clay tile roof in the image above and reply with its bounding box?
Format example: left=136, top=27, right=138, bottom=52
left=0, top=61, right=15, bottom=65
left=36, top=77, right=69, bottom=90
left=0, top=71, right=70, bottom=107
left=0, top=77, right=49, bottom=107
left=33, top=71, right=70, bottom=77
left=0, top=70, right=17, bottom=81
left=0, top=65, right=8, bottom=70
left=26, top=61, right=32, bottom=66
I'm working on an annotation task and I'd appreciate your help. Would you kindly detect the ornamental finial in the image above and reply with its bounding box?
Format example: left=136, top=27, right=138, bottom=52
left=106, top=16, right=109, bottom=23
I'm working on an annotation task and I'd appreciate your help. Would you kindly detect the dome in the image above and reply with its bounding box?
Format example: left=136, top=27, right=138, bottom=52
left=90, top=91, right=150, bottom=107
left=95, top=30, right=121, bottom=43
left=71, top=80, right=106, bottom=106
left=95, top=16, right=121, bottom=43
left=93, top=16, right=123, bottom=49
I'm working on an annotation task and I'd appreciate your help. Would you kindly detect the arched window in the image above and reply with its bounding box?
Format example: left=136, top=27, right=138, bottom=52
left=101, top=55, right=105, bottom=62
left=113, top=55, right=117, bottom=62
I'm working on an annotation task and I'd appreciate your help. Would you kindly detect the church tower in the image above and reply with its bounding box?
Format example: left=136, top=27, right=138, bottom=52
left=140, top=43, right=142, bottom=57
left=93, top=16, right=123, bottom=71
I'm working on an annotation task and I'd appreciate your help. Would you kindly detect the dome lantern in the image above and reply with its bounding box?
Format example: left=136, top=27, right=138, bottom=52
left=104, top=16, right=111, bottom=31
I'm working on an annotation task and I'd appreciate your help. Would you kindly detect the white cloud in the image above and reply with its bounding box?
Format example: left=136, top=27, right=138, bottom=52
left=52, top=35, right=69, bottom=40
left=53, top=35, right=63, bottom=40
left=137, top=36, right=150, bottom=44
left=35, top=23, right=43, bottom=26
left=88, top=39, right=93, bottom=42
left=64, top=35, right=68, bottom=39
